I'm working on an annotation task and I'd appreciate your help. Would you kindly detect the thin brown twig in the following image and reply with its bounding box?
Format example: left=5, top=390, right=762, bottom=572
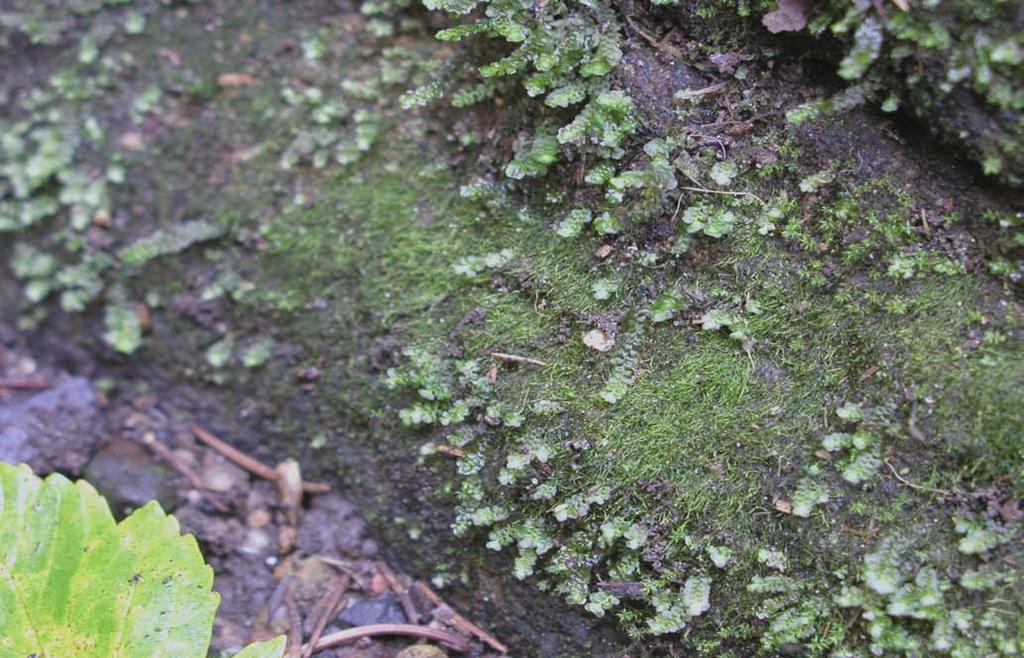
left=190, top=425, right=330, bottom=493
left=397, top=589, right=419, bottom=625
left=302, top=576, right=350, bottom=658
left=312, top=555, right=351, bottom=571
left=140, top=433, right=229, bottom=513
left=490, top=352, right=548, bottom=367
left=883, top=460, right=954, bottom=497
left=301, top=480, right=331, bottom=493
left=376, top=562, right=419, bottom=624
left=678, top=170, right=765, bottom=204
left=313, top=556, right=374, bottom=592
left=678, top=184, right=765, bottom=204
left=857, top=365, right=880, bottom=383
left=303, top=624, right=471, bottom=654
left=698, top=118, right=759, bottom=129
left=434, top=444, right=466, bottom=458
left=284, top=581, right=303, bottom=658
left=417, top=582, right=508, bottom=654
left=674, top=80, right=729, bottom=101
left=0, top=378, right=51, bottom=391
left=621, top=12, right=682, bottom=58
left=669, top=190, right=687, bottom=223
left=191, top=424, right=278, bottom=479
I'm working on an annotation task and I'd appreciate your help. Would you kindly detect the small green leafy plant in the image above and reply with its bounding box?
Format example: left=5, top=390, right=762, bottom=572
left=782, top=0, right=1024, bottom=183
left=0, top=462, right=284, bottom=658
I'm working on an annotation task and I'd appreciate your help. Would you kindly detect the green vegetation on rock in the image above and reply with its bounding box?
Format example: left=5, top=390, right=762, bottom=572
left=1, top=0, right=1021, bottom=655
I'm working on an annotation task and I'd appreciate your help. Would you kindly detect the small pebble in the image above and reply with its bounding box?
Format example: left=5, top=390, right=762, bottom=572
left=202, top=452, right=248, bottom=492
left=239, top=528, right=271, bottom=556
left=247, top=509, right=271, bottom=528
left=396, top=646, right=448, bottom=658
left=338, top=593, right=407, bottom=626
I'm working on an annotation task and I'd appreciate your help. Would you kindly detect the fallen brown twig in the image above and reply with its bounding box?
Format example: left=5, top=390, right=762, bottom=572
left=678, top=171, right=766, bottom=205
left=140, top=433, right=229, bottom=513
left=376, top=561, right=420, bottom=624
left=883, top=460, right=954, bottom=497
left=303, top=624, right=471, bottom=654
left=312, top=555, right=351, bottom=571
left=621, top=11, right=682, bottom=58
left=490, top=352, right=548, bottom=367
left=0, top=378, right=51, bottom=391
left=302, top=576, right=350, bottom=658
left=433, top=444, right=466, bottom=458
left=418, top=582, right=508, bottom=654
left=678, top=184, right=765, bottom=204
left=857, top=365, right=880, bottom=383
left=190, top=425, right=330, bottom=493
left=673, top=80, right=729, bottom=101
left=284, top=580, right=303, bottom=658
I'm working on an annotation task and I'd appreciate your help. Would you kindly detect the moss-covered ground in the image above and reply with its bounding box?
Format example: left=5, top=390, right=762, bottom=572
left=1, top=0, right=1022, bottom=655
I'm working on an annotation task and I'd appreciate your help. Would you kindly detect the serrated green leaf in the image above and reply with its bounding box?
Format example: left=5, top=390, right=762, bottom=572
left=0, top=462, right=220, bottom=657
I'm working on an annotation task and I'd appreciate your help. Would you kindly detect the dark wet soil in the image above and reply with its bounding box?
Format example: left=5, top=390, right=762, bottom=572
left=0, top=321, right=507, bottom=658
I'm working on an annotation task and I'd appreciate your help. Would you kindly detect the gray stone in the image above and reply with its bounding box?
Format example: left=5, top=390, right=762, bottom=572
left=84, top=436, right=177, bottom=514
left=337, top=593, right=407, bottom=627
left=0, top=377, right=103, bottom=475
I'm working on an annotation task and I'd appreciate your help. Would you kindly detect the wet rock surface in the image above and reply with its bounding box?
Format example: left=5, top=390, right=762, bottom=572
left=84, top=435, right=177, bottom=513
left=338, top=593, right=409, bottom=627
left=0, top=376, right=104, bottom=476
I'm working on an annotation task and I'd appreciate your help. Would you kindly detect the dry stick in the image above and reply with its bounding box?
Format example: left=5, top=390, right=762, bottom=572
left=674, top=80, right=729, bottom=101
left=883, top=460, right=954, bottom=497
left=679, top=170, right=766, bottom=205
left=304, top=624, right=471, bottom=655
left=302, top=576, right=350, bottom=658
left=284, top=581, right=303, bottom=658
left=857, top=365, right=880, bottom=383
left=670, top=177, right=764, bottom=225
left=490, top=352, right=548, bottom=367
left=669, top=190, right=687, bottom=224
left=621, top=12, right=682, bottom=58
left=417, top=583, right=509, bottom=655
left=313, top=555, right=351, bottom=572
left=433, top=444, right=466, bottom=458
left=376, top=562, right=420, bottom=625
left=0, top=378, right=49, bottom=388
left=314, top=556, right=376, bottom=592
left=190, top=425, right=330, bottom=493
left=396, top=589, right=420, bottom=625
left=140, top=433, right=229, bottom=513
left=678, top=184, right=765, bottom=204
left=191, top=424, right=277, bottom=478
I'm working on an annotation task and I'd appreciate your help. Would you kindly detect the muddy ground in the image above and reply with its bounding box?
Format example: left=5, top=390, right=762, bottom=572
left=0, top=322, right=516, bottom=658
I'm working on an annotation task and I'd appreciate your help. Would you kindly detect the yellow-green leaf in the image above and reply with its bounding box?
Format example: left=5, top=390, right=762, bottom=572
left=231, top=636, right=287, bottom=658
left=0, top=462, right=219, bottom=657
